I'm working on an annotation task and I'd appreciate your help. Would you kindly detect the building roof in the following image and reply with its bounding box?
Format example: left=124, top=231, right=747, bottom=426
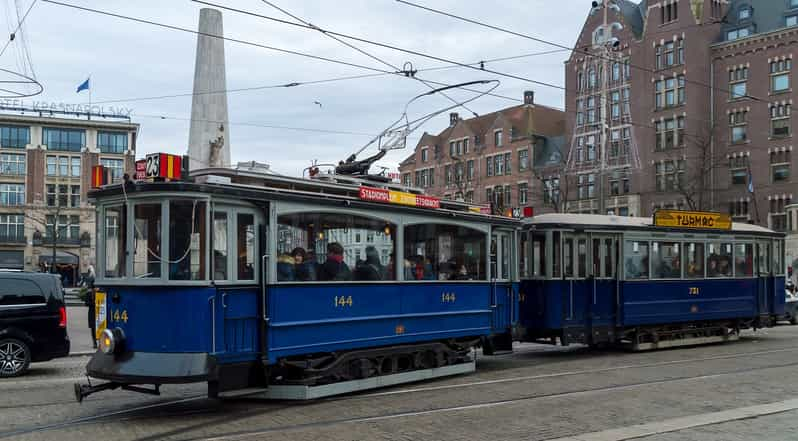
left=617, top=0, right=646, bottom=38
left=720, top=0, right=798, bottom=42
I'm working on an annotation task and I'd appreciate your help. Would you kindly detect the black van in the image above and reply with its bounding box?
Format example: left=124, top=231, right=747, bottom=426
left=0, top=271, right=70, bottom=377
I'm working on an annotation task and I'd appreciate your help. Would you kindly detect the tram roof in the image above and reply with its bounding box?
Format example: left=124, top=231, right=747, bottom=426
left=523, top=213, right=782, bottom=237
left=89, top=167, right=518, bottom=226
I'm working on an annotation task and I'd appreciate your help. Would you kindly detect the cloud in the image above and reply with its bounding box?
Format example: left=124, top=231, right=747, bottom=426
left=1, top=0, right=586, bottom=175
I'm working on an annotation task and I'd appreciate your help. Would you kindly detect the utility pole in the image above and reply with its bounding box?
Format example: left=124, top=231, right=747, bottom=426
left=597, top=0, right=610, bottom=215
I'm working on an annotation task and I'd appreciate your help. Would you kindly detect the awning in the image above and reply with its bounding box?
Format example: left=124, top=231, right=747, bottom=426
left=39, top=251, right=79, bottom=265
left=0, top=250, right=24, bottom=270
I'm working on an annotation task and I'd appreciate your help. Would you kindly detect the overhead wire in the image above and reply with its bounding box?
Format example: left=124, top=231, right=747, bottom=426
left=0, top=0, right=37, bottom=59
left=259, top=0, right=481, bottom=117
left=393, top=0, right=768, bottom=103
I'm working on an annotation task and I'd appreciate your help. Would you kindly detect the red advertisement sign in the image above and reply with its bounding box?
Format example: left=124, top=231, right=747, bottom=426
left=135, top=160, right=146, bottom=181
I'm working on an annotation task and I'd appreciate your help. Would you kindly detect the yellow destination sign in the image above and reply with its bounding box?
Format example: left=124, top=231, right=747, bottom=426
left=654, top=210, right=732, bottom=230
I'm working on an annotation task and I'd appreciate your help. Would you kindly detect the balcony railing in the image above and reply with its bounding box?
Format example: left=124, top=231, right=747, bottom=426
left=0, top=234, right=26, bottom=245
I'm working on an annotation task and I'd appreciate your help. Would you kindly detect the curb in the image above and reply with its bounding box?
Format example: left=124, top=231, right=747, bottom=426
left=69, top=350, right=95, bottom=357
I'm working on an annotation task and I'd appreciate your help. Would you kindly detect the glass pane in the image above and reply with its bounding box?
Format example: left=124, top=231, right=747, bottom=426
left=104, top=205, right=126, bottom=278
left=213, top=212, right=228, bottom=280
left=774, top=241, right=784, bottom=275
left=519, top=232, right=528, bottom=279
left=237, top=213, right=255, bottom=281
left=651, top=242, right=681, bottom=278
left=593, top=238, right=601, bottom=277
left=624, top=241, right=649, bottom=279
left=734, top=243, right=753, bottom=277
left=757, top=242, right=771, bottom=274
left=577, top=238, right=587, bottom=278
left=604, top=238, right=614, bottom=278
left=501, top=235, right=510, bottom=279
left=533, top=234, right=545, bottom=277
left=405, top=224, right=485, bottom=281
left=564, top=238, right=574, bottom=277
left=133, top=204, right=162, bottom=278
left=707, top=243, right=733, bottom=277
left=168, top=200, right=207, bottom=280
left=552, top=232, right=561, bottom=277
left=685, top=242, right=704, bottom=279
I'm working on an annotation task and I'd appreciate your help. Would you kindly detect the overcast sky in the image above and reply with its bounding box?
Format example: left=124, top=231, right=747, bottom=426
left=1, top=0, right=587, bottom=175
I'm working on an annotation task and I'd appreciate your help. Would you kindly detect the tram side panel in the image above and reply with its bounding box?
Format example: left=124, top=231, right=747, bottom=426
left=266, top=283, right=494, bottom=363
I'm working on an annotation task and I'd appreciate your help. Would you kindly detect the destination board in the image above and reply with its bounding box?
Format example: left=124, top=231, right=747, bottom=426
left=653, top=209, right=732, bottom=230
left=359, top=186, right=440, bottom=209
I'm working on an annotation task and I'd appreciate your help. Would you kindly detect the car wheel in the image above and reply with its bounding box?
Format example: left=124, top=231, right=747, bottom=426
left=0, top=338, right=31, bottom=377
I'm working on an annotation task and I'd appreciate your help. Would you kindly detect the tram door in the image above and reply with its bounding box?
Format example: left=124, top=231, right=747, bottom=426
left=590, top=235, right=618, bottom=342
left=755, top=241, right=773, bottom=320
left=490, top=230, right=514, bottom=337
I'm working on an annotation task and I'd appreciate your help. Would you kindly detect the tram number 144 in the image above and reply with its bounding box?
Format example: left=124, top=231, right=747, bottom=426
left=441, top=292, right=456, bottom=303
left=334, top=295, right=353, bottom=307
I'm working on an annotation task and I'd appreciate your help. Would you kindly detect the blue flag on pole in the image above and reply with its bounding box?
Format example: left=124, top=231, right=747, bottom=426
left=76, top=78, right=90, bottom=93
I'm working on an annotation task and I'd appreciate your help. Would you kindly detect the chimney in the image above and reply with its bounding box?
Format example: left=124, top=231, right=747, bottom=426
left=449, top=112, right=459, bottom=126
left=524, top=90, right=535, bottom=105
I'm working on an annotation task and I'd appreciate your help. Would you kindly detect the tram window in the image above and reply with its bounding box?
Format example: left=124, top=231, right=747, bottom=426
left=774, top=241, right=784, bottom=275
left=501, top=235, right=510, bottom=279
left=169, top=200, right=207, bottom=281
left=757, top=242, right=771, bottom=275
left=563, top=238, right=574, bottom=277
left=237, top=214, right=255, bottom=281
left=592, top=238, right=601, bottom=277
left=277, top=212, right=396, bottom=282
left=552, top=232, right=561, bottom=278
left=604, top=238, right=615, bottom=278
left=532, top=234, right=546, bottom=277
left=707, top=243, right=733, bottom=277
left=104, top=205, right=126, bottom=278
left=651, top=242, right=681, bottom=279
left=519, top=232, right=529, bottom=278
left=213, top=212, right=228, bottom=280
left=577, top=238, right=587, bottom=278
left=133, top=203, right=162, bottom=278
left=684, top=242, right=705, bottom=279
left=405, top=224, right=486, bottom=281
left=624, top=241, right=649, bottom=280
left=734, top=243, right=753, bottom=277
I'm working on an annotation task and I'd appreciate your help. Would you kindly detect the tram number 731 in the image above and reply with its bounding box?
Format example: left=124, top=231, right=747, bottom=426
left=334, top=295, right=353, bottom=307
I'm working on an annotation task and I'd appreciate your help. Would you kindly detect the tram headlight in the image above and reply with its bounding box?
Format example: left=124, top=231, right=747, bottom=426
left=99, top=328, right=125, bottom=355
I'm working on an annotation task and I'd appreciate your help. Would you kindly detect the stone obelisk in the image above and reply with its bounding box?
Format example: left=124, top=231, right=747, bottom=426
left=188, top=8, right=231, bottom=170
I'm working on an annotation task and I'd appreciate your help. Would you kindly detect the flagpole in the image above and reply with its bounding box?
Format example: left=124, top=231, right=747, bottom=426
left=746, top=156, right=760, bottom=225
left=88, top=75, right=92, bottom=120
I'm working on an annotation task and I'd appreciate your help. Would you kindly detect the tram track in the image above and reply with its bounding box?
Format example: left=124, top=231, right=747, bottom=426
left=4, top=344, right=798, bottom=440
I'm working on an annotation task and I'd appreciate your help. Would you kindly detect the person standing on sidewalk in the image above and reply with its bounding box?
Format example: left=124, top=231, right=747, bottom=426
left=85, top=264, right=97, bottom=349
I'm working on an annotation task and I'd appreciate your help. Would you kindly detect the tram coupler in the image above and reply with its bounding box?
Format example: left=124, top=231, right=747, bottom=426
left=74, top=381, right=160, bottom=403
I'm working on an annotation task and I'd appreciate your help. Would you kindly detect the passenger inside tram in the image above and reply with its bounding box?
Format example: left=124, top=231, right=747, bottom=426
left=317, top=242, right=352, bottom=281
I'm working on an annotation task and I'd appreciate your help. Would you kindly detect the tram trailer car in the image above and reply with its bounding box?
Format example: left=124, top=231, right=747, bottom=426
left=518, top=213, right=786, bottom=350
left=75, top=168, right=518, bottom=401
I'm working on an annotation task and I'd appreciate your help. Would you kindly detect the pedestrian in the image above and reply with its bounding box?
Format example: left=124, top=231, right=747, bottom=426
left=86, top=264, right=97, bottom=349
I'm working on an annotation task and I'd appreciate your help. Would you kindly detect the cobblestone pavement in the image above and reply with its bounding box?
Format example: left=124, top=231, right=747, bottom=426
left=2, top=325, right=798, bottom=441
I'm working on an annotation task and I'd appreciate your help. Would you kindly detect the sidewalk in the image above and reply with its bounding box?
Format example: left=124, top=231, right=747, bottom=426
left=66, top=306, right=96, bottom=356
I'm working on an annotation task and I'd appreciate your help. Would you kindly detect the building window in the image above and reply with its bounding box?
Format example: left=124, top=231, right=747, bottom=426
left=729, top=199, right=750, bottom=221
left=771, top=150, right=791, bottom=182
left=611, top=91, right=621, bottom=119
left=0, top=183, right=24, bottom=206
left=577, top=174, right=595, bottom=200
left=788, top=15, right=798, bottom=27
left=445, top=165, right=452, bottom=185
left=655, top=160, right=685, bottom=191
left=655, top=40, right=682, bottom=69
left=402, top=173, right=411, bottom=186
left=504, top=152, right=512, bottom=175
left=729, top=156, right=748, bottom=185
left=770, top=197, right=792, bottom=232
left=791, top=0, right=798, bottom=9
left=655, top=116, right=685, bottom=150
left=420, top=148, right=428, bottom=162
left=727, top=27, right=751, bottom=41
left=97, top=131, right=128, bottom=154
left=494, top=154, right=504, bottom=176
left=45, top=214, right=81, bottom=240
left=70, top=185, right=81, bottom=207
left=770, top=103, right=791, bottom=137
left=0, top=125, right=30, bottom=149
left=463, top=138, right=469, bottom=154
left=543, top=177, right=560, bottom=204
left=622, top=87, right=631, bottom=115
left=486, top=156, right=493, bottom=177
left=0, top=153, right=25, bottom=176
left=466, top=159, right=474, bottom=181
left=486, top=188, right=493, bottom=206
left=770, top=59, right=791, bottom=93
left=519, top=183, right=528, bottom=205
left=519, top=149, right=529, bottom=171
left=738, top=5, right=751, bottom=20
left=661, top=0, right=679, bottom=23
left=729, top=66, right=748, bottom=99
left=43, top=127, right=85, bottom=152
left=588, top=67, right=597, bottom=89
left=46, top=154, right=81, bottom=177
left=729, top=110, right=748, bottom=143
left=654, top=75, right=685, bottom=109
left=100, top=158, right=124, bottom=181
left=494, top=130, right=503, bottom=147
left=504, top=185, right=512, bottom=207
left=0, top=214, right=24, bottom=240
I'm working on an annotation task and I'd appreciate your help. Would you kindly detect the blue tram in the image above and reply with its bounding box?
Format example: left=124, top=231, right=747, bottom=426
left=76, top=166, right=518, bottom=400
left=517, top=213, right=786, bottom=350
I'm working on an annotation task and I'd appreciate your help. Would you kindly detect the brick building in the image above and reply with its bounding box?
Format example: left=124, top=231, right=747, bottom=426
left=0, top=107, right=137, bottom=283
left=565, top=0, right=797, bottom=230
left=398, top=91, right=566, bottom=215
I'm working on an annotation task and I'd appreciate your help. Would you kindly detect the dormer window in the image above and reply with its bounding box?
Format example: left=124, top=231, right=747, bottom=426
left=738, top=5, right=751, bottom=21
left=727, top=27, right=751, bottom=41
left=420, top=147, right=428, bottom=162
left=592, top=27, right=605, bottom=46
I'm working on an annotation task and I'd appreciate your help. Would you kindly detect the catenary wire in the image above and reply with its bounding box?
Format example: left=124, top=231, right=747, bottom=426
left=0, top=0, right=37, bottom=59
left=394, top=0, right=768, bottom=103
